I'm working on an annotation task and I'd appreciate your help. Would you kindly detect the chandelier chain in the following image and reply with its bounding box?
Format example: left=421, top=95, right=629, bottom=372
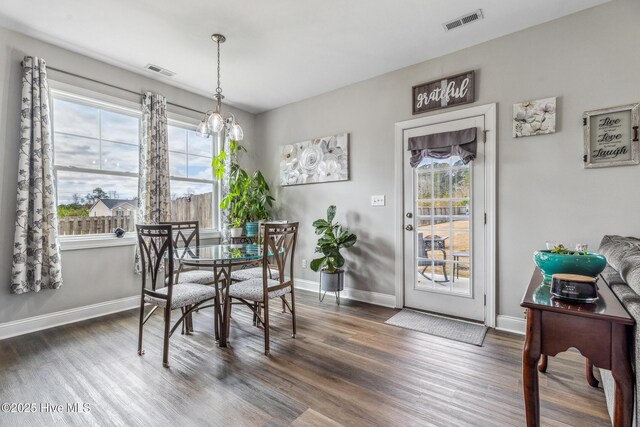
left=216, top=39, right=222, bottom=95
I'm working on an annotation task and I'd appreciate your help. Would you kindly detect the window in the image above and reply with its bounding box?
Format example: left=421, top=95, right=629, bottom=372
left=50, top=86, right=217, bottom=237
left=168, top=122, right=216, bottom=229
left=52, top=91, right=140, bottom=236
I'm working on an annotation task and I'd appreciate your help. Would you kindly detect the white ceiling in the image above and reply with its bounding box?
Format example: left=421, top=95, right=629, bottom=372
left=0, top=0, right=609, bottom=113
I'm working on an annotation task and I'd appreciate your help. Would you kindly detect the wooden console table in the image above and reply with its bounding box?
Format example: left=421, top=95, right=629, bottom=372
left=521, top=269, right=634, bottom=427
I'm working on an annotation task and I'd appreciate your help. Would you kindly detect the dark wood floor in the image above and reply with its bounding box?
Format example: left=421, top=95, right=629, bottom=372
left=0, top=290, right=610, bottom=426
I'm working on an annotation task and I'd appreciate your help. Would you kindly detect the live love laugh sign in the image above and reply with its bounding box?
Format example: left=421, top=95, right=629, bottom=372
left=412, top=70, right=475, bottom=115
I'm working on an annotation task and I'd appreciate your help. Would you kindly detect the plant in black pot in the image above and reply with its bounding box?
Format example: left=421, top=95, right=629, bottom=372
left=310, top=205, right=357, bottom=305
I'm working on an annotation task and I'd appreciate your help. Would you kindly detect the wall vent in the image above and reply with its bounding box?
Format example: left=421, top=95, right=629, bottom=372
left=144, top=64, right=175, bottom=77
left=443, top=9, right=484, bottom=32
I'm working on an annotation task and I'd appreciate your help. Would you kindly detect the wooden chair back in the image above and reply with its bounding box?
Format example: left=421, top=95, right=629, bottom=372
left=261, top=222, right=298, bottom=296
left=136, top=224, right=174, bottom=298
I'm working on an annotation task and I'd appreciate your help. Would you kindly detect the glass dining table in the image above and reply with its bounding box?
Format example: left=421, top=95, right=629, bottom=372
left=170, top=244, right=265, bottom=347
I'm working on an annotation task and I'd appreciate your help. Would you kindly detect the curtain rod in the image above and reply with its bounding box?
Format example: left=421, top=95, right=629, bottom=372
left=47, top=66, right=207, bottom=115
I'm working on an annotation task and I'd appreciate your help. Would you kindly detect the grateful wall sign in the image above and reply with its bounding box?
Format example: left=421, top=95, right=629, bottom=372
left=412, top=70, right=475, bottom=115
left=583, top=103, right=639, bottom=168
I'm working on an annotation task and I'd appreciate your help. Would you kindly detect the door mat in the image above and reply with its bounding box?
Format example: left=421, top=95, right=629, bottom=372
left=385, top=309, right=488, bottom=346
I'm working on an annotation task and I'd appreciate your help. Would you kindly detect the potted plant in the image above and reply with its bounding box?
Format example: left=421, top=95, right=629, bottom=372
left=229, top=217, right=244, bottom=238
left=310, top=205, right=357, bottom=297
left=221, top=166, right=274, bottom=237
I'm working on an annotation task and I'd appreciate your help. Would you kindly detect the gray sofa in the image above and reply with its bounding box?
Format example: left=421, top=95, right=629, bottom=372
left=598, top=235, right=640, bottom=425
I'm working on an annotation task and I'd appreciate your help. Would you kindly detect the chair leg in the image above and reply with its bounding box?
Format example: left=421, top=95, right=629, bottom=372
left=290, top=290, right=297, bottom=339
left=282, top=297, right=287, bottom=313
left=225, top=296, right=232, bottom=343
left=137, top=296, right=145, bottom=356
left=162, top=306, right=171, bottom=368
left=263, top=299, right=270, bottom=355
left=213, top=297, right=220, bottom=342
left=252, top=302, right=258, bottom=326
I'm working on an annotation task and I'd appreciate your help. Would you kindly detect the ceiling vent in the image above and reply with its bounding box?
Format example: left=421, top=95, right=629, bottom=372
left=443, top=9, right=484, bottom=32
left=144, top=64, right=175, bottom=77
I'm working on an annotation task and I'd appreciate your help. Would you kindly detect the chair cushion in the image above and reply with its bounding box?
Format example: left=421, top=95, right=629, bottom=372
left=145, top=283, right=216, bottom=309
left=177, top=269, right=215, bottom=285
left=228, top=278, right=290, bottom=302
left=230, top=267, right=280, bottom=282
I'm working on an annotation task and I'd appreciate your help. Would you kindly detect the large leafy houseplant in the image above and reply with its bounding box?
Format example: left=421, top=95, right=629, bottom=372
left=310, top=206, right=357, bottom=273
left=220, top=165, right=274, bottom=223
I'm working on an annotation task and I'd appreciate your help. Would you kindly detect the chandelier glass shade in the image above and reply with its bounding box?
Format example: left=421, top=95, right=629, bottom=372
left=196, top=33, right=243, bottom=140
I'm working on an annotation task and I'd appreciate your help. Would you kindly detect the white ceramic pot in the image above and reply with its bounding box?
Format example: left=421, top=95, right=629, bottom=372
left=230, top=227, right=244, bottom=238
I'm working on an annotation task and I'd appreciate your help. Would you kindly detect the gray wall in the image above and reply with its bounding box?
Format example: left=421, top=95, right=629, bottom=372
left=0, top=26, right=253, bottom=324
left=254, top=0, right=640, bottom=319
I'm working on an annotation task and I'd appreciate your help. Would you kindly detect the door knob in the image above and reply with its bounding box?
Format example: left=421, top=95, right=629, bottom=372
left=405, top=225, right=413, bottom=231
left=406, top=212, right=413, bottom=218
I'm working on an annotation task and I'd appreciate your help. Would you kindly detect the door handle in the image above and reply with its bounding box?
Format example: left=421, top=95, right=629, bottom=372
left=406, top=212, right=413, bottom=218
left=405, top=225, right=413, bottom=231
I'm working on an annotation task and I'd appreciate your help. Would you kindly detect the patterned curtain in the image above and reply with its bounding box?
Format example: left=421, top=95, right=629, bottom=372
left=134, top=92, right=171, bottom=273
left=11, top=56, right=63, bottom=294
left=220, top=133, right=232, bottom=243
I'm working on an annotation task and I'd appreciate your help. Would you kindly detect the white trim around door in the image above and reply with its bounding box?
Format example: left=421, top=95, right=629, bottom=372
left=394, top=103, right=497, bottom=327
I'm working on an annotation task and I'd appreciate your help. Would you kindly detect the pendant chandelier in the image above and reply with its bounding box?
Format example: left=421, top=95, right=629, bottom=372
left=196, top=33, right=243, bottom=140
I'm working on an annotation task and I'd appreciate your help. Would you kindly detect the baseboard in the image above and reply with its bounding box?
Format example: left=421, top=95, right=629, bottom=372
left=496, top=315, right=526, bottom=335
left=0, top=295, right=140, bottom=341
left=295, top=278, right=396, bottom=308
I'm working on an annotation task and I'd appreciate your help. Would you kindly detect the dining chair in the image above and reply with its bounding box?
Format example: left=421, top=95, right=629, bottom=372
left=160, top=221, right=215, bottom=285
left=226, top=222, right=298, bottom=355
left=136, top=224, right=217, bottom=368
left=229, top=220, right=288, bottom=282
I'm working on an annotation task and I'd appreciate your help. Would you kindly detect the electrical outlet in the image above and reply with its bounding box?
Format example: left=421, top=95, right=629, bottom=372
left=302, top=259, right=307, bottom=269
left=371, top=195, right=385, bottom=206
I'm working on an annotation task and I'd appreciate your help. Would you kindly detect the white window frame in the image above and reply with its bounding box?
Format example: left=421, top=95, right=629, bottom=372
left=49, top=81, right=220, bottom=251
left=167, top=113, right=221, bottom=232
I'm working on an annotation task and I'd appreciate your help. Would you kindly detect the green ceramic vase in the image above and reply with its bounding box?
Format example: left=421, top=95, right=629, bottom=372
left=533, top=250, right=607, bottom=284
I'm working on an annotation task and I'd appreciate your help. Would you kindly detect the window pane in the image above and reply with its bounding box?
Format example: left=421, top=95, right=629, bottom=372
left=102, top=141, right=138, bottom=173
left=53, top=98, right=99, bottom=138
left=56, top=171, right=138, bottom=235
left=188, top=155, right=212, bottom=180
left=101, top=110, right=139, bottom=144
left=188, top=130, right=213, bottom=156
left=169, top=152, right=187, bottom=177
left=54, top=133, right=100, bottom=169
left=170, top=180, right=214, bottom=229
left=168, top=126, right=187, bottom=152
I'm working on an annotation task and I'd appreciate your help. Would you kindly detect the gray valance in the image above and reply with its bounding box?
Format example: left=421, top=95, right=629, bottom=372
left=408, top=127, right=477, bottom=167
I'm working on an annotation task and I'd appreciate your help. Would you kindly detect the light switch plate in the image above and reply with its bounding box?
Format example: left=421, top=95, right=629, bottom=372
left=371, top=195, right=385, bottom=206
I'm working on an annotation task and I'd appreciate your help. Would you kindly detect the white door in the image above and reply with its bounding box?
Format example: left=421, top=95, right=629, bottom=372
left=403, top=115, right=485, bottom=321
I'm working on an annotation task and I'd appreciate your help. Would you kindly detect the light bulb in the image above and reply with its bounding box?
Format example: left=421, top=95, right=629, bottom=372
left=230, top=122, right=244, bottom=141
left=196, top=119, right=209, bottom=137
left=207, top=112, right=224, bottom=133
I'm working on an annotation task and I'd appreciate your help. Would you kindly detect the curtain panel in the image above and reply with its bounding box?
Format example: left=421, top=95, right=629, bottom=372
left=11, top=56, right=63, bottom=294
left=134, top=92, right=171, bottom=273
left=408, top=127, right=478, bottom=167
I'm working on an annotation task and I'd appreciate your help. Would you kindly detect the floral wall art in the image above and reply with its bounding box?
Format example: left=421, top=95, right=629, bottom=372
left=513, top=97, right=556, bottom=138
left=280, top=133, right=349, bottom=186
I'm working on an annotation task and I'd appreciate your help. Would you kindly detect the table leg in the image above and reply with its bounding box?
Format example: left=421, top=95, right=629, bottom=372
left=218, top=263, right=232, bottom=347
left=611, top=323, right=633, bottom=427
left=537, top=354, right=547, bottom=373
left=523, top=308, right=541, bottom=427
left=585, top=359, right=599, bottom=388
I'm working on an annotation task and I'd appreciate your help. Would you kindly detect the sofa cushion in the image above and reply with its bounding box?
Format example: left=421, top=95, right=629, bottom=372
left=599, top=235, right=640, bottom=295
